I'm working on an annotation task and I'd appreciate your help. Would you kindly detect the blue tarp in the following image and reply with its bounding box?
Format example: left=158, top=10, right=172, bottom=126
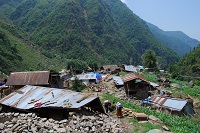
left=95, top=73, right=102, bottom=80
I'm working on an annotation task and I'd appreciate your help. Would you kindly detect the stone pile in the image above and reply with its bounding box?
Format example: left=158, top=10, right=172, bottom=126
left=0, top=110, right=123, bottom=133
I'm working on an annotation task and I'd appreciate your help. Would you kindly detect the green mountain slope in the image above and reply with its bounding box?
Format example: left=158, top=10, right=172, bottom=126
left=1, top=0, right=180, bottom=71
left=146, top=22, right=200, bottom=56
left=0, top=12, right=47, bottom=73
left=171, top=45, right=200, bottom=76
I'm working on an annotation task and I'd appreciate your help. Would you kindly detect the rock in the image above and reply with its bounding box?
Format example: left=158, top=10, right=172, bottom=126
left=31, top=127, right=38, bottom=133
left=11, top=123, right=20, bottom=131
left=188, top=81, right=194, bottom=87
left=14, top=113, right=19, bottom=117
left=57, top=128, right=66, bottom=133
left=41, top=118, right=47, bottom=122
left=59, top=119, right=67, bottom=124
left=11, top=118, right=18, bottom=123
left=0, top=123, right=5, bottom=130
left=48, top=118, right=54, bottom=123
left=7, top=124, right=14, bottom=128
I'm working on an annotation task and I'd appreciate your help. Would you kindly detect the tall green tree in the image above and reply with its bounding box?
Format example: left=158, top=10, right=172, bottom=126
left=142, top=49, right=158, bottom=69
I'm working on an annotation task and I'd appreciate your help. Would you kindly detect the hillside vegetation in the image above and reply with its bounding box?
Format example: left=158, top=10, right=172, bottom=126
left=0, top=12, right=47, bottom=73
left=146, top=22, right=200, bottom=56
left=0, top=0, right=180, bottom=73
left=170, top=45, right=200, bottom=77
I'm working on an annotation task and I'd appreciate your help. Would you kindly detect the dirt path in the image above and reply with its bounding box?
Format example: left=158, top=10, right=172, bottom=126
left=108, top=112, right=135, bottom=133
left=99, top=79, right=136, bottom=133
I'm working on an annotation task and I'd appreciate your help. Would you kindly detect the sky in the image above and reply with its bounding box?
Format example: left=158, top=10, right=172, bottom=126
left=120, top=0, right=200, bottom=41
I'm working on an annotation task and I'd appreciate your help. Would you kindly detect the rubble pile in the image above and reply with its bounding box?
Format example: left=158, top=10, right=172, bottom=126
left=114, top=87, right=128, bottom=100
left=0, top=110, right=123, bottom=133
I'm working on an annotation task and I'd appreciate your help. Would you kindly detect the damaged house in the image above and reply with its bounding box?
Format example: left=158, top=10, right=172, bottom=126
left=122, top=65, right=137, bottom=73
left=151, top=96, right=195, bottom=116
left=5, top=71, right=67, bottom=91
left=100, top=65, right=120, bottom=74
left=0, top=85, right=105, bottom=120
left=123, top=73, right=153, bottom=99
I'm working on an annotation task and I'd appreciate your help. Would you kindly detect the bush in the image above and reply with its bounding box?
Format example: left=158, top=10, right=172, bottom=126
left=71, top=77, right=85, bottom=92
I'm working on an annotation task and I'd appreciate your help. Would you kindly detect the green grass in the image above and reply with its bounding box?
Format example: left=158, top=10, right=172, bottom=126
left=101, top=93, right=200, bottom=133
left=130, top=118, right=161, bottom=133
left=141, top=72, right=157, bottom=82
left=119, top=72, right=129, bottom=76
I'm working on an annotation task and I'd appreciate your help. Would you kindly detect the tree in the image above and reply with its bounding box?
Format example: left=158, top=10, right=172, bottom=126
left=142, top=49, right=158, bottom=69
left=71, top=77, right=85, bottom=92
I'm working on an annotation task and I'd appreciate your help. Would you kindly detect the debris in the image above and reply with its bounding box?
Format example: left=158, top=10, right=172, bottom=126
left=132, top=112, right=148, bottom=121
left=76, top=94, right=92, bottom=103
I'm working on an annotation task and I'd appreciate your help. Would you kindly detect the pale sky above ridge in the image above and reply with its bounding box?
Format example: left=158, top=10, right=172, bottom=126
left=120, top=0, right=200, bottom=41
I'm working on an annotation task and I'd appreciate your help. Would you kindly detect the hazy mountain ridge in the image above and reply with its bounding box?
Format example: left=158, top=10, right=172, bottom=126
left=146, top=22, right=200, bottom=56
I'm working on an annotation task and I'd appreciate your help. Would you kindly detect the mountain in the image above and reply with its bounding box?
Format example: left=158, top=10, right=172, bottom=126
left=170, top=45, right=200, bottom=76
left=0, top=11, right=48, bottom=73
left=0, top=0, right=180, bottom=73
left=146, top=22, right=200, bottom=56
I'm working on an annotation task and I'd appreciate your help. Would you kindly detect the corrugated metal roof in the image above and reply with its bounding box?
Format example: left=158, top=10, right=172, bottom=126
left=123, top=73, right=148, bottom=83
left=6, top=71, right=50, bottom=86
left=124, top=65, right=137, bottom=72
left=151, top=96, right=187, bottom=111
left=74, top=74, right=96, bottom=80
left=0, top=85, right=103, bottom=111
left=112, top=76, right=124, bottom=86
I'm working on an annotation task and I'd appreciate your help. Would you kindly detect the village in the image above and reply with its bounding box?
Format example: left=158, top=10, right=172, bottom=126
left=0, top=64, right=199, bottom=133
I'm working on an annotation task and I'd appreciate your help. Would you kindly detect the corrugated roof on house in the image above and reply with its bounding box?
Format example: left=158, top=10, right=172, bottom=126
left=112, top=76, right=124, bottom=86
left=124, top=65, right=137, bottom=72
left=103, top=65, right=119, bottom=71
left=6, top=71, right=50, bottom=86
left=123, top=73, right=148, bottom=83
left=151, top=96, right=188, bottom=111
left=0, top=85, right=104, bottom=113
left=71, top=74, right=96, bottom=80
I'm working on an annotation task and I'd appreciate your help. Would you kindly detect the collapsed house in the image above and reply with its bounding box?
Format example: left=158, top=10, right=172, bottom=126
left=151, top=95, right=195, bottom=116
left=0, top=85, right=105, bottom=120
left=100, top=65, right=120, bottom=74
left=5, top=71, right=50, bottom=89
left=123, top=73, right=154, bottom=99
left=122, top=65, right=137, bottom=73
left=5, top=70, right=68, bottom=91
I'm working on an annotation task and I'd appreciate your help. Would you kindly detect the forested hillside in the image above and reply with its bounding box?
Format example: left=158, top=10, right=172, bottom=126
left=0, top=12, right=47, bottom=73
left=170, top=45, right=200, bottom=76
left=146, top=22, right=200, bottom=56
left=0, top=0, right=180, bottom=73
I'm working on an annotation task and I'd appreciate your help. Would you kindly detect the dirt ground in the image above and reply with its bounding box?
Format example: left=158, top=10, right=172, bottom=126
left=98, top=79, right=137, bottom=133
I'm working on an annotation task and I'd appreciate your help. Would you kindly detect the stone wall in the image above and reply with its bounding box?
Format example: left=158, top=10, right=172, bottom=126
left=0, top=109, right=123, bottom=133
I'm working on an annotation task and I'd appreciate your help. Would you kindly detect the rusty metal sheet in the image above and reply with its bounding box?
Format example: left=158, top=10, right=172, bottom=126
left=6, top=71, right=50, bottom=86
left=0, top=85, right=103, bottom=111
left=123, top=73, right=148, bottom=83
left=151, top=96, right=187, bottom=111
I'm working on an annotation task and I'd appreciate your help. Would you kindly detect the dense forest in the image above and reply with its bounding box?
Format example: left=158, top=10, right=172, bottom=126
left=0, top=0, right=197, bottom=74
left=170, top=45, right=200, bottom=77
